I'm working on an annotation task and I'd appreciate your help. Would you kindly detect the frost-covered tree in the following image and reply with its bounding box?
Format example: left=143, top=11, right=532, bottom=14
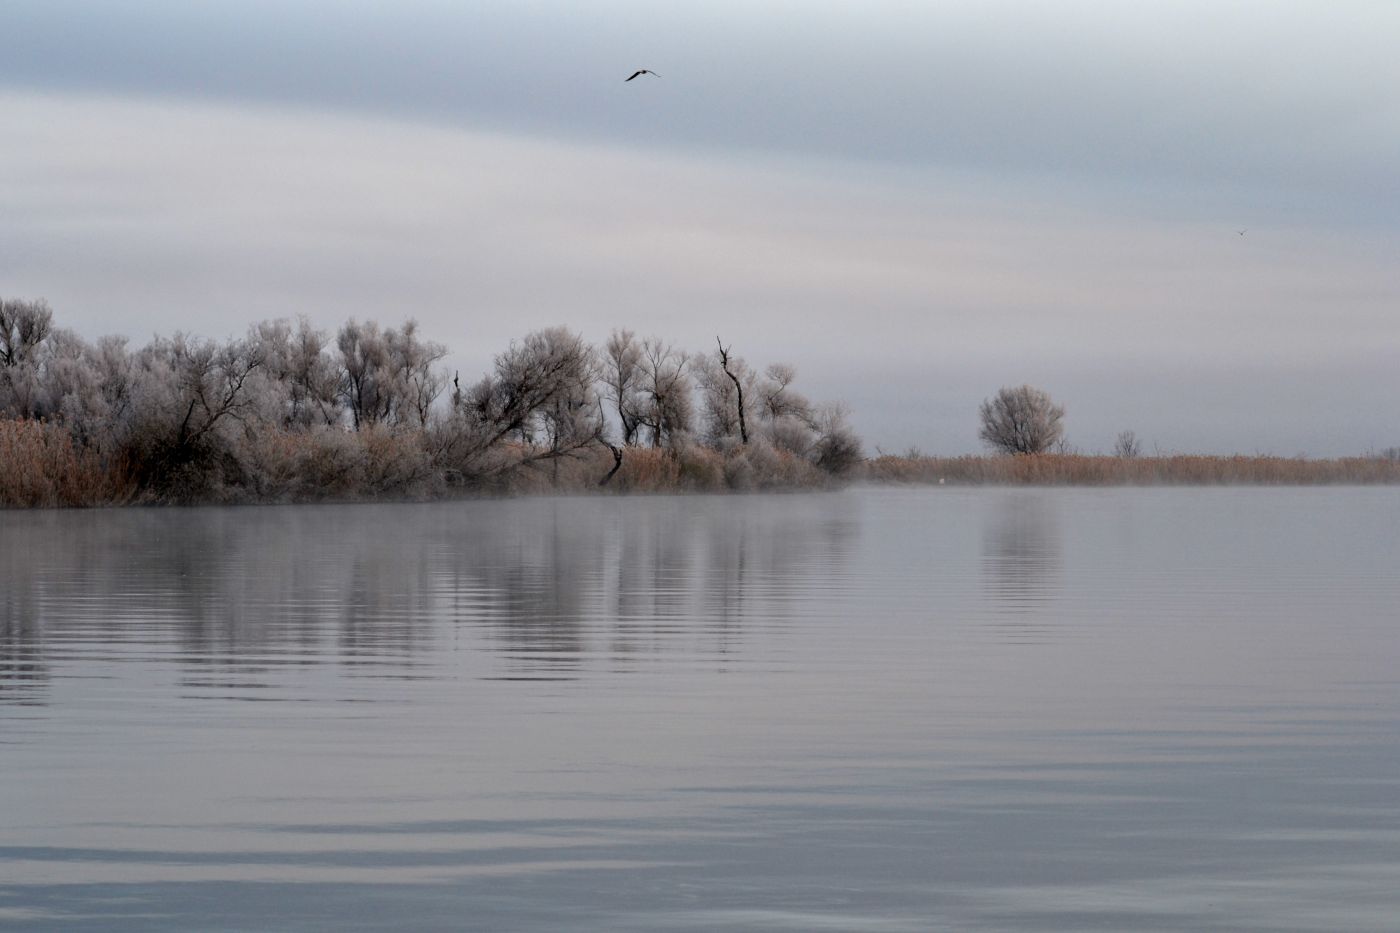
left=442, top=326, right=604, bottom=474
left=336, top=319, right=446, bottom=429
left=978, top=385, right=1065, bottom=455
left=756, top=363, right=813, bottom=425
left=0, top=297, right=53, bottom=418
left=146, top=333, right=267, bottom=448
left=34, top=330, right=137, bottom=449
left=601, top=329, right=645, bottom=446
left=387, top=321, right=447, bottom=428
left=636, top=338, right=692, bottom=448
left=0, top=296, right=868, bottom=502
left=694, top=343, right=756, bottom=445
left=250, top=317, right=342, bottom=428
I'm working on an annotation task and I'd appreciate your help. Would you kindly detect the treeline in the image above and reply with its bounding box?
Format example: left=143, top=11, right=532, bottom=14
left=0, top=298, right=862, bottom=507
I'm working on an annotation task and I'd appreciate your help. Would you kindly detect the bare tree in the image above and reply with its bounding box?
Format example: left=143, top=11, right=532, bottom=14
left=386, top=320, right=447, bottom=428
left=757, top=362, right=813, bottom=424
left=0, top=297, right=54, bottom=418
left=0, top=298, right=51, bottom=368
left=489, top=327, right=596, bottom=441
left=252, top=317, right=342, bottom=428
left=336, top=319, right=388, bottom=430
left=715, top=337, right=749, bottom=444
left=1114, top=429, right=1141, bottom=459
left=441, top=327, right=604, bottom=476
left=31, top=329, right=125, bottom=444
left=978, top=385, right=1065, bottom=455
left=336, top=319, right=446, bottom=429
left=534, top=341, right=605, bottom=464
left=636, top=338, right=692, bottom=447
left=601, top=329, right=645, bottom=445
left=694, top=346, right=757, bottom=445
left=162, top=334, right=268, bottom=449
left=104, top=332, right=271, bottom=500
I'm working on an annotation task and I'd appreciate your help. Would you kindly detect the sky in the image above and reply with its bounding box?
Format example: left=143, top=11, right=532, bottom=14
left=2, top=0, right=1398, bottom=455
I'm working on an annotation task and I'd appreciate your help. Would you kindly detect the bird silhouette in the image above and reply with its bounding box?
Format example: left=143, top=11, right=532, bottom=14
left=625, top=70, right=660, bottom=81
left=1237, top=229, right=1247, bottom=236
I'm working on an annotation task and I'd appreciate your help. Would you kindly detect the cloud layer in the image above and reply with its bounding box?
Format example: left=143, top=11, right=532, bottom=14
left=3, top=2, right=1399, bottom=453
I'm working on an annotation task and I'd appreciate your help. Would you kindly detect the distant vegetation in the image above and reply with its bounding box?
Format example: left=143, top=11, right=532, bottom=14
left=4, top=297, right=1397, bottom=508
left=866, top=452, right=1400, bottom=486
left=978, top=384, right=1065, bottom=455
left=0, top=297, right=862, bottom=507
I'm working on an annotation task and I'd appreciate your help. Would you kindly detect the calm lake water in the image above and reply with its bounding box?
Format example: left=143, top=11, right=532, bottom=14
left=2, top=487, right=1399, bottom=931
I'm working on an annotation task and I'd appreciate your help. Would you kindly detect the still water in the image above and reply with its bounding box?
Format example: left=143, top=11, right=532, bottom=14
left=2, top=487, right=1399, bottom=931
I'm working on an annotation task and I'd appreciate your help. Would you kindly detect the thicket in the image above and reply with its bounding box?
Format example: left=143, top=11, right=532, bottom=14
left=0, top=298, right=862, bottom=507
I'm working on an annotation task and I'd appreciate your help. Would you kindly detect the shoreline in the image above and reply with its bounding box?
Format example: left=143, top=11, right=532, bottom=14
left=865, top=453, right=1400, bottom=487
left=6, top=450, right=1400, bottom=511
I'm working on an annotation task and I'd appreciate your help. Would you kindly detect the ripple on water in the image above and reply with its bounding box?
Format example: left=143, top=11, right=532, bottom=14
left=2, top=488, right=1400, bottom=930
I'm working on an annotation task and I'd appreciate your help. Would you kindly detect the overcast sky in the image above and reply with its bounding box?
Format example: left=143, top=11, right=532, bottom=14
left=3, top=0, right=1398, bottom=454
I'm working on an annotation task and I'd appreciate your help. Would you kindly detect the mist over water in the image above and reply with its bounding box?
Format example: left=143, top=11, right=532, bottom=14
left=3, top=488, right=1400, bottom=930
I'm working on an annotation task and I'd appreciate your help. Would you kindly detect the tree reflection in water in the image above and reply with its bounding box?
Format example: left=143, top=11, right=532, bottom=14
left=980, top=493, right=1062, bottom=635
left=0, top=495, right=859, bottom=697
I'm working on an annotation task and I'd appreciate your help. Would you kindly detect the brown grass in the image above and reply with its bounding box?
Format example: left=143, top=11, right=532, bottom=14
left=30, top=413, right=1395, bottom=510
left=0, top=419, right=137, bottom=508
left=864, top=453, right=1400, bottom=486
left=613, top=446, right=684, bottom=492
left=611, top=443, right=829, bottom=493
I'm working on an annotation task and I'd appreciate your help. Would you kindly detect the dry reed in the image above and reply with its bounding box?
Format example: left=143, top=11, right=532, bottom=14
left=22, top=414, right=1394, bottom=511
left=0, top=419, right=136, bottom=508
left=864, top=453, right=1400, bottom=486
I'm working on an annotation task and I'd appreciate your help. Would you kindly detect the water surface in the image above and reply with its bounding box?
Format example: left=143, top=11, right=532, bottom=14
left=2, top=487, right=1399, bottom=930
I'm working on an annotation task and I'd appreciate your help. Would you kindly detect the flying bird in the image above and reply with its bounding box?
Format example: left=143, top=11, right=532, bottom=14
left=625, top=69, right=660, bottom=81
left=1237, top=229, right=1247, bottom=236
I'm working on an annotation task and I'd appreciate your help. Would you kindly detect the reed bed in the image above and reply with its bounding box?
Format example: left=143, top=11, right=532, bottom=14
left=0, top=419, right=838, bottom=508
left=0, top=419, right=137, bottom=508
left=11, top=415, right=1396, bottom=509
left=864, top=453, right=1400, bottom=486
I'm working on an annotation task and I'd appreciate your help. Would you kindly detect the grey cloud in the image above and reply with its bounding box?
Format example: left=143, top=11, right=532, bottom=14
left=3, top=1, right=1399, bottom=227
left=3, top=93, right=1398, bottom=455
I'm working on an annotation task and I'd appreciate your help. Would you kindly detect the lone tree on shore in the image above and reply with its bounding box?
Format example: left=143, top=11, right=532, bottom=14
left=1114, top=429, right=1141, bottom=459
left=978, top=384, right=1065, bottom=455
